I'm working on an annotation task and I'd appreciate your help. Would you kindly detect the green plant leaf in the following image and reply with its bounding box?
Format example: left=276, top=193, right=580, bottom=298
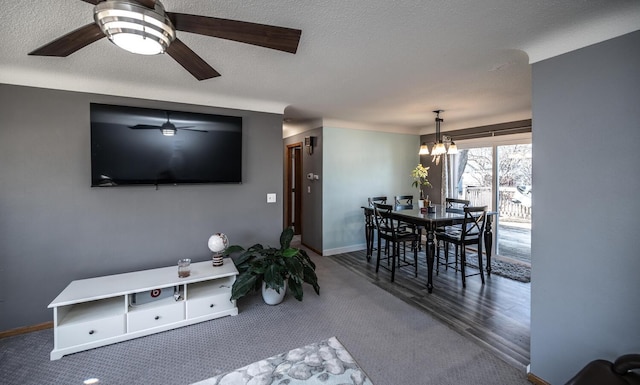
left=233, top=248, right=261, bottom=267
left=288, top=276, right=304, bottom=301
left=283, top=257, right=304, bottom=279
left=231, top=273, right=258, bottom=301
left=250, top=263, right=267, bottom=275
left=223, top=245, right=244, bottom=256
left=264, top=263, right=285, bottom=290
left=282, top=248, right=299, bottom=258
left=298, top=249, right=316, bottom=270
left=280, top=226, right=294, bottom=249
left=302, top=264, right=320, bottom=295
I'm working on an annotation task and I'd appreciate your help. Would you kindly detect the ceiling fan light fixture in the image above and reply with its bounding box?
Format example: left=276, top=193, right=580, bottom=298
left=94, top=0, right=175, bottom=55
left=162, top=128, right=176, bottom=136
left=110, top=32, right=163, bottom=55
left=419, top=142, right=430, bottom=155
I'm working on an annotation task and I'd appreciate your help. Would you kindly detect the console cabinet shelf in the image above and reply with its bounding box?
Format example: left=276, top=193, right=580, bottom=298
left=48, top=260, right=238, bottom=360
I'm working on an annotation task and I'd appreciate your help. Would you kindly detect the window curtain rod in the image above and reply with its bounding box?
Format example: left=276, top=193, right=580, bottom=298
left=450, top=126, right=531, bottom=141
left=423, top=119, right=532, bottom=142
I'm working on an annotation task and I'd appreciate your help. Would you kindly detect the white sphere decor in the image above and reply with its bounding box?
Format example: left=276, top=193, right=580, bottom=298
left=208, top=233, right=228, bottom=253
left=208, top=233, right=229, bottom=266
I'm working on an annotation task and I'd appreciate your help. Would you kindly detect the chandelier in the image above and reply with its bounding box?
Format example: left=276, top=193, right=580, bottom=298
left=419, top=110, right=458, bottom=165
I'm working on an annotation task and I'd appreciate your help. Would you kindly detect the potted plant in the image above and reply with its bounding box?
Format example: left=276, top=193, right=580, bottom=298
left=226, top=227, right=320, bottom=305
left=411, top=163, right=432, bottom=206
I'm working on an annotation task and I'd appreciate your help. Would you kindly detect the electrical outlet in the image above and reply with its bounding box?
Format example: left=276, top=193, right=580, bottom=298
left=266, top=193, right=276, bottom=203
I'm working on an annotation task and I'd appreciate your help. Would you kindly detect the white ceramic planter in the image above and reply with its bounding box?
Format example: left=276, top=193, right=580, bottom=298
left=261, top=281, right=287, bottom=305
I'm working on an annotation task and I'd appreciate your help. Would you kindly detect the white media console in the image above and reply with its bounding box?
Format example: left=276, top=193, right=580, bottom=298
left=48, top=260, right=238, bottom=360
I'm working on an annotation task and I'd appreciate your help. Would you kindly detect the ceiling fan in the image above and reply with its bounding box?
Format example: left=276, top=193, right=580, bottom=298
left=129, top=112, right=206, bottom=136
left=28, top=0, right=302, bottom=80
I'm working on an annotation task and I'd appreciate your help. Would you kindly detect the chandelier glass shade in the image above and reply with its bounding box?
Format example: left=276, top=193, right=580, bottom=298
left=447, top=140, right=458, bottom=154
left=431, top=142, right=447, bottom=156
left=94, top=1, right=176, bottom=55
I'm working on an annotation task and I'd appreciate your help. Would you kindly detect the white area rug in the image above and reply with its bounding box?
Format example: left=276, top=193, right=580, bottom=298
left=190, top=336, right=374, bottom=385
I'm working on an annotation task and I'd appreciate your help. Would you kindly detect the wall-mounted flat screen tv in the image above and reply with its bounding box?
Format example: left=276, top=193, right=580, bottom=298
left=90, top=103, right=242, bottom=187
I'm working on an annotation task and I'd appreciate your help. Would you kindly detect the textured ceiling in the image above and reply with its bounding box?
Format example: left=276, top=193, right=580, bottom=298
left=1, top=0, right=639, bottom=133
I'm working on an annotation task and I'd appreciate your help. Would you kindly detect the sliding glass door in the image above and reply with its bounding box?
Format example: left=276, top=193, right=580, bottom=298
left=496, top=144, right=531, bottom=263
left=446, top=134, right=531, bottom=265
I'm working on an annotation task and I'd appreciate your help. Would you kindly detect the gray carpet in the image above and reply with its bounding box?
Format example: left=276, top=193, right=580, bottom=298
left=0, top=254, right=530, bottom=385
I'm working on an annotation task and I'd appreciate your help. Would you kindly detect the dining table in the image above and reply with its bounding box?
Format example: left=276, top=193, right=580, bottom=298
left=362, top=204, right=496, bottom=293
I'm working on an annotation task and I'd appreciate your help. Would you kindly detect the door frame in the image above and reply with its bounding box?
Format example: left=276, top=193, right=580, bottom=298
left=284, top=143, right=303, bottom=235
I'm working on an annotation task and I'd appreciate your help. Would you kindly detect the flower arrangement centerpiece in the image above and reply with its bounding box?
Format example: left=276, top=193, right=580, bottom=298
left=411, top=164, right=431, bottom=202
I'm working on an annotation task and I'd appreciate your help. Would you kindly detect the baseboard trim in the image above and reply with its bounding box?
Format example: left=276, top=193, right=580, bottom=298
left=0, top=322, right=53, bottom=339
left=322, top=244, right=366, bottom=256
left=527, top=372, right=551, bottom=385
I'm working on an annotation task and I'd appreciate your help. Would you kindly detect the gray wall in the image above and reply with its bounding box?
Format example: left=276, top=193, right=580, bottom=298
left=0, top=84, right=284, bottom=331
left=322, top=126, right=419, bottom=255
left=530, top=31, right=640, bottom=383
left=283, top=127, right=323, bottom=253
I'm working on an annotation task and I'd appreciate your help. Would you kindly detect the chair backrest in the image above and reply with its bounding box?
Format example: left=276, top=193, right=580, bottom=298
left=462, top=206, right=487, bottom=239
left=372, top=203, right=395, bottom=233
left=394, top=195, right=413, bottom=210
left=368, top=196, right=387, bottom=207
left=445, top=198, right=470, bottom=214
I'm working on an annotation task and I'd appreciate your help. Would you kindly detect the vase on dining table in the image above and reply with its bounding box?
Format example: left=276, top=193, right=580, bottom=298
left=418, top=190, right=431, bottom=209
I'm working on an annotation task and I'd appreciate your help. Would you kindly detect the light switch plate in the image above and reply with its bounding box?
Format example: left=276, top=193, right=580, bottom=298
left=266, top=193, right=276, bottom=203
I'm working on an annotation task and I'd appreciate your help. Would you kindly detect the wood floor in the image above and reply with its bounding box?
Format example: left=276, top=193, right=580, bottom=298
left=327, top=248, right=531, bottom=370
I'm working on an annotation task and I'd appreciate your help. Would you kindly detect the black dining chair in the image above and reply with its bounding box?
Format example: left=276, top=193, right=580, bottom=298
left=394, top=195, right=422, bottom=250
left=445, top=198, right=470, bottom=213
left=368, top=196, right=387, bottom=207
left=372, top=203, right=419, bottom=282
left=364, top=196, right=388, bottom=261
left=435, top=198, right=470, bottom=273
left=435, top=206, right=487, bottom=287
left=394, top=195, right=413, bottom=210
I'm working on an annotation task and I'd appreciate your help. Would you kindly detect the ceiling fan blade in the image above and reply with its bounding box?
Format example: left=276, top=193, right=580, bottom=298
left=167, top=12, right=301, bottom=54
left=79, top=0, right=156, bottom=8
left=166, top=38, right=220, bottom=81
left=129, top=125, right=162, bottom=130
left=179, top=127, right=208, bottom=133
left=29, top=23, right=105, bottom=57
